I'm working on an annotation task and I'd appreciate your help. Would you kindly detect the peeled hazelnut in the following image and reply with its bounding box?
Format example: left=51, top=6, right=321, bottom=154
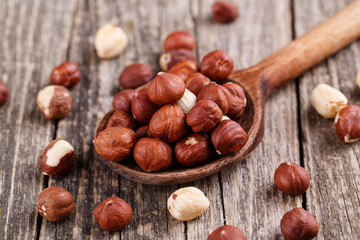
left=311, top=83, right=348, bottom=118
left=135, top=125, right=153, bottom=139
left=149, top=104, right=187, bottom=143
left=334, top=105, right=360, bottom=143
left=95, top=24, right=128, bottom=59
left=118, top=63, right=154, bottom=89
left=112, top=89, right=136, bottom=113
left=200, top=50, right=234, bottom=82
left=159, top=49, right=196, bottom=71
left=106, top=110, right=136, bottom=129
left=50, top=62, right=81, bottom=88
left=186, top=100, right=223, bottom=132
left=93, top=127, right=136, bottom=162
left=208, top=225, right=247, bottom=240
left=185, top=72, right=211, bottom=96
left=36, top=85, right=72, bottom=120
left=175, top=133, right=213, bottom=167
left=274, top=162, right=310, bottom=195
left=212, top=1, right=239, bottom=23
left=0, top=81, right=9, bottom=108
left=40, top=139, right=76, bottom=176
left=281, top=208, right=319, bottom=240
left=223, top=82, right=246, bottom=119
left=168, top=60, right=198, bottom=81
left=198, top=82, right=233, bottom=114
left=164, top=30, right=195, bottom=52
left=133, top=138, right=172, bottom=172
left=94, top=197, right=132, bottom=232
left=176, top=89, right=197, bottom=114
left=148, top=72, right=185, bottom=105
left=167, top=187, right=210, bottom=221
left=211, top=120, right=248, bottom=155
left=37, top=186, right=75, bottom=222
left=131, top=87, right=161, bottom=125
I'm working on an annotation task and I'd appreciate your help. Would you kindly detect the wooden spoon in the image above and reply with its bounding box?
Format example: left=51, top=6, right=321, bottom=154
left=96, top=1, right=360, bottom=185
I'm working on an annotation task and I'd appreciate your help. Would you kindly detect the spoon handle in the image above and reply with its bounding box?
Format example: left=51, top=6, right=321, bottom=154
left=258, top=0, right=360, bottom=99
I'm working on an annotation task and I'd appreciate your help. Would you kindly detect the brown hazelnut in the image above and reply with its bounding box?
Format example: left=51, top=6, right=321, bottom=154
left=94, top=197, right=132, bottom=232
left=50, top=62, right=81, bottom=88
left=198, top=82, right=233, bottom=114
left=274, top=162, right=310, bottom=195
left=148, top=72, right=186, bottom=105
left=164, top=30, right=195, bottom=52
left=40, top=139, right=76, bottom=176
left=175, top=133, right=213, bottom=167
left=212, top=1, right=239, bottom=23
left=334, top=105, right=360, bottom=143
left=37, top=186, right=75, bottom=222
left=118, top=63, right=154, bottom=89
left=159, top=49, right=196, bottom=71
left=208, top=225, right=247, bottom=240
left=200, top=50, right=234, bottom=82
left=281, top=208, right=319, bottom=240
left=0, top=81, right=9, bottom=108
left=131, top=87, right=161, bottom=125
left=133, top=138, right=173, bottom=172
left=168, top=60, right=198, bottom=81
left=112, top=89, right=136, bottom=113
left=36, top=85, right=72, bottom=120
left=186, top=100, right=223, bottom=133
left=93, top=127, right=136, bottom=162
left=149, top=104, right=187, bottom=143
left=223, top=82, right=246, bottom=119
left=185, top=72, right=211, bottom=96
left=106, top=110, right=136, bottom=129
left=211, top=120, right=248, bottom=155
left=135, top=125, right=153, bottom=139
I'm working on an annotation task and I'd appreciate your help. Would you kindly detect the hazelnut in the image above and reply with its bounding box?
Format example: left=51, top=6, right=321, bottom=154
left=95, top=24, right=128, bottom=59
left=212, top=1, right=239, bottom=23
left=106, top=110, right=136, bottom=129
left=149, top=104, right=187, bottom=143
left=175, top=133, right=213, bottom=167
left=198, top=82, right=233, bottom=114
left=311, top=83, right=348, bottom=118
left=0, top=81, right=9, bottom=108
left=94, top=197, right=132, bottom=232
left=131, top=87, right=161, bottom=125
left=274, top=162, right=310, bottom=195
left=50, top=62, right=81, bottom=88
left=148, top=72, right=186, bottom=105
left=281, top=208, right=319, bottom=240
left=36, top=85, right=72, bottom=120
left=40, top=139, right=76, bottom=176
left=159, top=48, right=196, bottom=71
left=112, top=89, right=136, bottom=113
left=185, top=72, right=211, bottom=95
left=167, top=187, right=210, bottom=221
left=208, top=225, right=247, bottom=240
left=168, top=59, right=198, bottom=81
left=334, top=105, right=360, bottom=143
left=186, top=100, right=223, bottom=132
left=211, top=120, right=248, bottom=155
left=163, top=30, right=195, bottom=51
left=93, top=127, right=136, bottom=162
left=37, top=186, right=74, bottom=222
left=223, top=82, right=246, bottom=119
left=200, top=50, right=234, bottom=82
left=135, top=125, right=153, bottom=139
left=133, top=138, right=172, bottom=172
left=176, top=88, right=197, bottom=114
left=118, top=63, right=154, bottom=89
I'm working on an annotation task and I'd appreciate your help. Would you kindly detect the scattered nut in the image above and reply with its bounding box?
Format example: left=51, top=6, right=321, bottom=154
left=208, top=225, right=247, bottom=240
left=133, top=138, right=173, bottom=172
left=334, top=105, right=360, bottom=143
left=164, top=30, right=195, bottom=52
left=186, top=100, right=223, bottom=132
left=167, top=187, right=210, bottom=221
left=198, top=82, right=233, bottom=114
left=95, top=24, right=128, bottom=59
left=200, top=50, right=234, bottom=82
left=37, top=186, right=75, bottom=222
left=176, top=89, right=197, bottom=114
left=311, top=83, right=348, bottom=118
left=168, top=59, right=198, bottom=81
left=50, top=62, right=81, bottom=88
left=135, top=125, right=153, bottom=139
left=118, top=63, right=154, bottom=89
left=212, top=1, right=239, bottom=23
left=131, top=87, right=161, bottom=125
left=93, top=127, right=136, bottom=162
left=185, top=72, right=211, bottom=96
left=0, top=81, right=9, bottom=108
left=112, top=89, right=136, bottom=113
left=159, top=49, right=196, bottom=71
left=274, top=162, right=310, bottom=195
left=106, top=110, right=136, bottom=129
left=94, top=197, right=132, bottom=232
left=36, top=85, right=72, bottom=120
left=223, top=82, right=246, bottom=119
left=281, top=208, right=319, bottom=240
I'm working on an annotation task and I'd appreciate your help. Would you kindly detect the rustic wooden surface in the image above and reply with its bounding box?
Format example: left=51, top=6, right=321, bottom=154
left=0, top=0, right=359, bottom=239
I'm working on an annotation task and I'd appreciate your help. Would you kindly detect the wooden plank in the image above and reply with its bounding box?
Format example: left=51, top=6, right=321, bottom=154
left=296, top=0, right=360, bottom=239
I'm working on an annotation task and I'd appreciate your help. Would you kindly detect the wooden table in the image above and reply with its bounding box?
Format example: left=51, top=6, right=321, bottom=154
left=1, top=0, right=359, bottom=239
